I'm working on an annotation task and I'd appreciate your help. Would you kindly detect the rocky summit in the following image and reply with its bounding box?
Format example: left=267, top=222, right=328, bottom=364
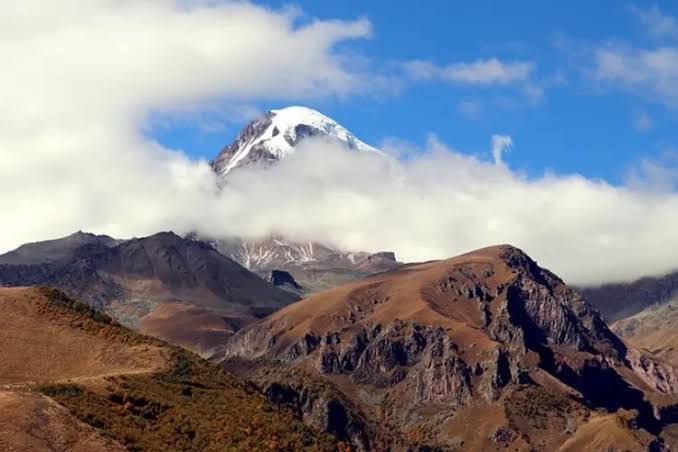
left=211, top=106, right=379, bottom=176
left=220, top=245, right=678, bottom=450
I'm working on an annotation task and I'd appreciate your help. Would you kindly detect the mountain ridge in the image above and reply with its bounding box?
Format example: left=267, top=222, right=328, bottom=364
left=220, top=244, right=678, bottom=450
left=0, top=231, right=298, bottom=356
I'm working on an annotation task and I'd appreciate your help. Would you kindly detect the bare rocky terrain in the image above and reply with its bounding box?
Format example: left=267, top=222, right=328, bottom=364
left=209, top=235, right=401, bottom=294
left=220, top=245, right=678, bottom=450
left=612, top=299, right=678, bottom=366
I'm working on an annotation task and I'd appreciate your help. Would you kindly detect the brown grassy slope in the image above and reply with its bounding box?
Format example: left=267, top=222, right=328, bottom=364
left=0, top=287, right=339, bottom=452
left=0, top=389, right=127, bottom=452
left=557, top=411, right=653, bottom=452
left=225, top=246, right=518, bottom=361
left=0, top=286, right=167, bottom=384
left=138, top=302, right=244, bottom=357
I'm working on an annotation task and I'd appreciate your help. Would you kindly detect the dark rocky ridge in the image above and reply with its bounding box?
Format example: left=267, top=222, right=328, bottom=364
left=0, top=231, right=120, bottom=265
left=211, top=111, right=276, bottom=174
left=578, top=271, right=678, bottom=322
left=0, top=231, right=297, bottom=354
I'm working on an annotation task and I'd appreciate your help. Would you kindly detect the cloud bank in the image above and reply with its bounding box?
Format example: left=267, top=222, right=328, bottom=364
left=213, top=138, right=678, bottom=286
left=3, top=1, right=678, bottom=286
left=0, top=0, right=371, bottom=250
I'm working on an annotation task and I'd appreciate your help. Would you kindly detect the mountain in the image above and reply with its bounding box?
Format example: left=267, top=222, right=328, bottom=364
left=612, top=298, right=678, bottom=367
left=220, top=245, right=678, bottom=450
left=578, top=270, right=678, bottom=322
left=0, top=231, right=120, bottom=265
left=208, top=235, right=401, bottom=294
left=0, top=286, right=337, bottom=451
left=0, top=231, right=297, bottom=355
left=212, top=105, right=379, bottom=176
left=207, top=106, right=398, bottom=294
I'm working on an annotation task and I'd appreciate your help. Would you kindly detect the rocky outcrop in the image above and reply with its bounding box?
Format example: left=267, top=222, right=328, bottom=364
left=220, top=245, right=678, bottom=449
left=268, top=269, right=303, bottom=294
left=626, top=348, right=678, bottom=394
left=263, top=381, right=369, bottom=451
left=413, top=339, right=472, bottom=406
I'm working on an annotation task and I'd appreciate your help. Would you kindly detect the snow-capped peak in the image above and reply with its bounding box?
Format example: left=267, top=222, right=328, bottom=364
left=212, top=106, right=379, bottom=176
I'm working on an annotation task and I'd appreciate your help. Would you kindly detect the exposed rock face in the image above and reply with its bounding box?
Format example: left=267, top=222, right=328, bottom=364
left=211, top=106, right=379, bottom=176
left=263, top=381, right=370, bottom=451
left=220, top=245, right=678, bottom=450
left=204, top=234, right=401, bottom=294
left=211, top=111, right=276, bottom=175
left=612, top=300, right=678, bottom=367
left=269, top=269, right=302, bottom=290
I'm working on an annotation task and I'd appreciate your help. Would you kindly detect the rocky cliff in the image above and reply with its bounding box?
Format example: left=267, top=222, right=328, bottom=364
left=220, top=245, right=678, bottom=450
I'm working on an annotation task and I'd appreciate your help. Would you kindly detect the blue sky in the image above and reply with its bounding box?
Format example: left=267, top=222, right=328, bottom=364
left=151, top=1, right=678, bottom=185
left=5, top=0, right=678, bottom=280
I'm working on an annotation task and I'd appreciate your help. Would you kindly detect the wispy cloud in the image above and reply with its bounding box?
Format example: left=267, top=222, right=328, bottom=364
left=592, top=6, right=678, bottom=107
left=594, top=45, right=678, bottom=106
left=457, top=99, right=484, bottom=119
left=403, top=57, right=544, bottom=117
left=633, top=110, right=654, bottom=132
left=0, top=0, right=374, bottom=251
left=404, top=58, right=534, bottom=84
left=630, top=5, right=678, bottom=40
left=626, top=151, right=678, bottom=192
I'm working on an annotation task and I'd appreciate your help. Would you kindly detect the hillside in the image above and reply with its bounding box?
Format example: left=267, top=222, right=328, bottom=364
left=221, top=245, right=678, bottom=450
left=210, top=235, right=401, bottom=294
left=612, top=299, right=678, bottom=366
left=578, top=270, right=678, bottom=322
left=0, top=287, right=338, bottom=451
left=0, top=232, right=298, bottom=356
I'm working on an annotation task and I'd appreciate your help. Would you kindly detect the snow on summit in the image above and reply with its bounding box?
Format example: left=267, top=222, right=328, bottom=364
left=212, top=106, right=379, bottom=176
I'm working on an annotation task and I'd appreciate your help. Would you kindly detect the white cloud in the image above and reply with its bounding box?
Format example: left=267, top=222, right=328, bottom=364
left=0, top=0, right=372, bottom=252
left=491, top=135, right=513, bottom=165
left=212, top=137, right=678, bottom=286
left=405, top=58, right=534, bottom=84
left=593, top=8, right=678, bottom=107
left=2, top=0, right=678, bottom=288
